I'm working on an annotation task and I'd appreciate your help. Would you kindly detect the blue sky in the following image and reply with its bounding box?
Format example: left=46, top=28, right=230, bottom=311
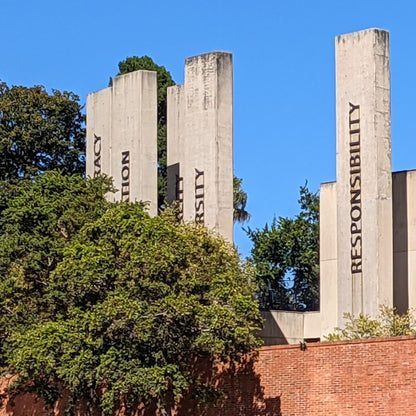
left=2, top=1, right=416, bottom=256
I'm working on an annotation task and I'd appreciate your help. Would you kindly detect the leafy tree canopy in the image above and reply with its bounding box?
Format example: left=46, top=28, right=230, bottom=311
left=247, top=185, right=319, bottom=311
left=0, top=81, right=85, bottom=181
left=0, top=172, right=113, bottom=357
left=117, top=56, right=174, bottom=128
left=0, top=172, right=261, bottom=415
left=234, top=176, right=250, bottom=224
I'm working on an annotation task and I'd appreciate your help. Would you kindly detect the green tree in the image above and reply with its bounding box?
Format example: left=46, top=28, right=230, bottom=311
left=1, top=175, right=261, bottom=415
left=113, top=56, right=250, bottom=222
left=0, top=81, right=85, bottom=181
left=247, top=185, right=319, bottom=311
left=234, top=176, right=251, bottom=224
left=325, top=306, right=416, bottom=341
left=0, top=172, right=113, bottom=366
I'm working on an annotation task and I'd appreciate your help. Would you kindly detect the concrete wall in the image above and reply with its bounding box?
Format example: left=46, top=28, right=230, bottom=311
left=86, top=70, right=158, bottom=216
left=167, top=52, right=234, bottom=242
left=259, top=310, right=321, bottom=345
left=303, top=311, right=321, bottom=339
left=335, top=28, right=393, bottom=322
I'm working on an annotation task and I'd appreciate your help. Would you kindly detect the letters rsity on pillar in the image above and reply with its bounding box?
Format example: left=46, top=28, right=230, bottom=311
left=167, top=52, right=234, bottom=242
left=86, top=70, right=158, bottom=216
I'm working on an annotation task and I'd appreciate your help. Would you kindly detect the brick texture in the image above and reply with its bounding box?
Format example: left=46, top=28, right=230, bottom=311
left=2, top=336, right=416, bottom=415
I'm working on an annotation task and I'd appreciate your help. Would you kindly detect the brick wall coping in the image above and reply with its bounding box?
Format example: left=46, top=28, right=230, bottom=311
left=258, top=334, right=416, bottom=352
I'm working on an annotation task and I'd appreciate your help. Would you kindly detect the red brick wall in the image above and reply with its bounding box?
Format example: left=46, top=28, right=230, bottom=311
left=2, top=336, right=416, bottom=416
left=205, top=336, right=416, bottom=416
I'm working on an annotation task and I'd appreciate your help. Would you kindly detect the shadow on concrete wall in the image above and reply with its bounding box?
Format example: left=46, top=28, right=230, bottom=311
left=393, top=171, right=409, bottom=314
left=258, top=311, right=289, bottom=346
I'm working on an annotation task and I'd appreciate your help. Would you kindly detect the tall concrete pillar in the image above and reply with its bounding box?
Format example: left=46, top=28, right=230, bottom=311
left=167, top=52, right=234, bottom=242
left=335, top=28, right=393, bottom=321
left=86, top=70, right=158, bottom=216
left=166, top=85, right=185, bottom=218
left=392, top=170, right=416, bottom=313
left=404, top=172, right=416, bottom=310
left=86, top=87, right=112, bottom=179
left=320, top=181, right=338, bottom=336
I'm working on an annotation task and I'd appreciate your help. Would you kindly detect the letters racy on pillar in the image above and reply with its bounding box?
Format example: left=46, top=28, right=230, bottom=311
left=86, top=70, right=158, bottom=216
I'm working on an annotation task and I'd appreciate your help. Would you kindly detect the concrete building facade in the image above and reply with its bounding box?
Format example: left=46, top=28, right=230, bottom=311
left=87, top=53, right=234, bottom=242
left=85, top=31, right=416, bottom=344
left=266, top=28, right=416, bottom=343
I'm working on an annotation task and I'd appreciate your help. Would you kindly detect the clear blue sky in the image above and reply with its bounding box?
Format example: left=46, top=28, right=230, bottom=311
left=2, top=0, right=416, bottom=256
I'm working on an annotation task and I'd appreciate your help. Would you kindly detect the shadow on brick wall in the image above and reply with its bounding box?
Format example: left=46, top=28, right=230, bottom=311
left=176, top=355, right=281, bottom=416
left=1, top=354, right=281, bottom=416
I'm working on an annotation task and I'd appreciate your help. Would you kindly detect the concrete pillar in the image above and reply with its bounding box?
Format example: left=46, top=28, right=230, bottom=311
left=393, top=171, right=408, bottom=314
left=86, top=70, right=158, bottom=216
left=320, top=181, right=338, bottom=336
left=167, top=52, right=234, bottom=242
left=167, top=85, right=185, bottom=217
left=405, top=172, right=416, bottom=310
left=393, top=170, right=416, bottom=312
left=335, top=28, right=393, bottom=322
left=86, top=88, right=111, bottom=179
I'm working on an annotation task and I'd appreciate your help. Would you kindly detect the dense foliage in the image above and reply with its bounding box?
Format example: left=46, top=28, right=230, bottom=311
left=0, top=172, right=113, bottom=364
left=0, top=81, right=85, bottom=181
left=325, top=306, right=416, bottom=341
left=0, top=65, right=259, bottom=415
left=247, top=185, right=319, bottom=311
left=0, top=172, right=261, bottom=415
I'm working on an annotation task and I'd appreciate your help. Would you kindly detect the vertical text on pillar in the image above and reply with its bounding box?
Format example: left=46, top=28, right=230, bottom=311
left=349, top=102, right=362, bottom=277
left=121, top=150, right=130, bottom=202
left=93, top=134, right=101, bottom=177
left=195, top=168, right=204, bottom=224
left=176, top=175, right=184, bottom=220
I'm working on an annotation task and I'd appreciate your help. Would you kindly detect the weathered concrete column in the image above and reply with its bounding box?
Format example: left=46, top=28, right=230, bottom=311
left=320, top=181, right=338, bottom=336
left=335, top=28, right=393, bottom=321
left=166, top=85, right=185, bottom=217
left=167, top=52, right=234, bottom=242
left=403, top=172, right=416, bottom=310
left=86, top=70, right=158, bottom=216
left=392, top=170, right=416, bottom=313
left=86, top=87, right=112, bottom=179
